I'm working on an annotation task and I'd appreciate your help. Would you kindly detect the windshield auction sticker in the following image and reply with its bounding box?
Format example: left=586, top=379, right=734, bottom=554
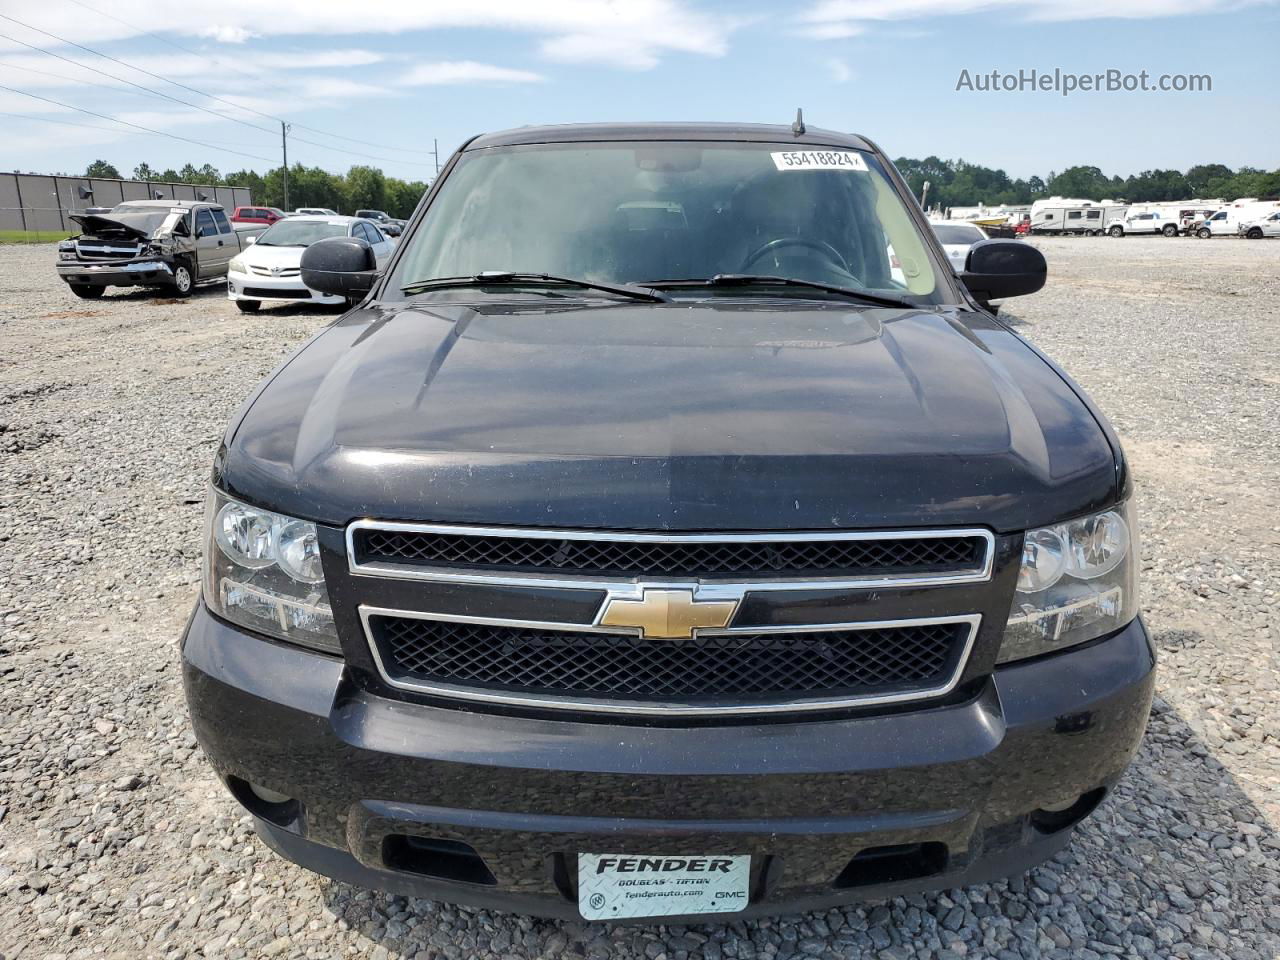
left=771, top=150, right=868, bottom=171
left=577, top=854, right=750, bottom=920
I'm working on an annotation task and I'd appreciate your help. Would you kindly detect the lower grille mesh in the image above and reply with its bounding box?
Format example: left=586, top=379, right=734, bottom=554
left=371, top=617, right=966, bottom=704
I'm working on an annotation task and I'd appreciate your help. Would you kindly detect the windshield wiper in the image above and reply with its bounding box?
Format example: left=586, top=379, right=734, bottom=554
left=644, top=274, right=919, bottom=309
left=401, top=271, right=669, bottom=303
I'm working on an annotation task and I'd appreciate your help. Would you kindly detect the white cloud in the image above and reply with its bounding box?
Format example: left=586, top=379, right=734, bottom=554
left=826, top=59, right=854, bottom=83
left=795, top=22, right=866, bottom=39
left=197, top=24, right=255, bottom=44
left=399, top=61, right=545, bottom=86
left=8, top=1, right=731, bottom=71
left=798, top=0, right=1278, bottom=37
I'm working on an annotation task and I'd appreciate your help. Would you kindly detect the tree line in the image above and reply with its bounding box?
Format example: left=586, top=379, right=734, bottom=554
left=892, top=158, right=1280, bottom=210
left=83, top=156, right=1280, bottom=217
left=83, top=159, right=430, bottom=219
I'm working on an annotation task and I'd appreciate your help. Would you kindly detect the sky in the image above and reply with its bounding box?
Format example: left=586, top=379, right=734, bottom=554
left=0, top=0, right=1276, bottom=184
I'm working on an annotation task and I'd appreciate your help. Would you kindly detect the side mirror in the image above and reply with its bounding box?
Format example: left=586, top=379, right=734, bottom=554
left=300, top=236, right=378, bottom=298
left=961, top=239, right=1046, bottom=304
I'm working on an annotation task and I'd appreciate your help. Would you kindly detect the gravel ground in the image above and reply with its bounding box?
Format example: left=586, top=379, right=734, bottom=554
left=1, top=237, right=1278, bottom=960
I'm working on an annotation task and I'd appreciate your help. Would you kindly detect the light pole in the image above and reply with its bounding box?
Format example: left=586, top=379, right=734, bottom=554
left=281, top=120, right=292, bottom=210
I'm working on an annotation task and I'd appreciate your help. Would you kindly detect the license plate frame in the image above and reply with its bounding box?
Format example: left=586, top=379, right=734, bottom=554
left=577, top=853, right=751, bottom=920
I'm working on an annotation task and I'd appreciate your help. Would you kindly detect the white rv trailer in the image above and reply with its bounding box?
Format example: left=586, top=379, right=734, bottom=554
left=1029, top=198, right=1127, bottom=236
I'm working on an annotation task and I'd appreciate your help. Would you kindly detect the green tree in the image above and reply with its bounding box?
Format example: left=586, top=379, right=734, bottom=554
left=1184, top=163, right=1233, bottom=197
left=132, top=162, right=157, bottom=181
left=223, top=168, right=266, bottom=202
left=344, top=165, right=386, bottom=212
left=286, top=163, right=345, bottom=212
left=385, top=178, right=427, bottom=218
left=1047, top=166, right=1114, bottom=199
left=85, top=159, right=121, bottom=178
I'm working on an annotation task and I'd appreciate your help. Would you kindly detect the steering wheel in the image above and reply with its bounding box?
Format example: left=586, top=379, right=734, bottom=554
left=739, top=236, right=853, bottom=276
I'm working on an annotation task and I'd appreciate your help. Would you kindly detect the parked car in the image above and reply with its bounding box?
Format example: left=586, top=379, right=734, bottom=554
left=231, top=205, right=287, bottom=227
left=1196, top=202, right=1280, bottom=238
left=226, top=215, right=395, bottom=312
left=55, top=199, right=261, bottom=298
left=930, top=220, right=989, bottom=271
left=291, top=207, right=340, bottom=217
left=185, top=121, right=1152, bottom=923
left=1239, top=211, right=1280, bottom=238
left=354, top=208, right=404, bottom=236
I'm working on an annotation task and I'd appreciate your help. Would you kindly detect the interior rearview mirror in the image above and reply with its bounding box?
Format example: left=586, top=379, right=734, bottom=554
left=960, top=239, right=1047, bottom=304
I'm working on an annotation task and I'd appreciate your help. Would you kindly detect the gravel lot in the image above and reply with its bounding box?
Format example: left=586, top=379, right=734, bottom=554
left=1, top=237, right=1278, bottom=960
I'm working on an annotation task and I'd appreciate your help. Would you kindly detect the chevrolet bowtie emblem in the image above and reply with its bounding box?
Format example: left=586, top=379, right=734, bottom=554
left=599, top=589, right=738, bottom=640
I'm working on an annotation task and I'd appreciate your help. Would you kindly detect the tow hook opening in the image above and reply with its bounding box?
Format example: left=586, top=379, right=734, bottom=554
left=833, top=841, right=949, bottom=889
left=226, top=775, right=303, bottom=829
left=382, top=835, right=498, bottom=886
left=1030, top=787, right=1107, bottom=834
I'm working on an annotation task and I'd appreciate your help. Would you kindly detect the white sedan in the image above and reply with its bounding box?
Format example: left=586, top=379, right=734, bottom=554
left=930, top=220, right=989, bottom=272
left=227, top=215, right=395, bottom=312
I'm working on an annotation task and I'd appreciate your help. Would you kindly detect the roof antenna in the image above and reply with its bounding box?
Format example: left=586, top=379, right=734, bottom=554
left=792, top=108, right=806, bottom=136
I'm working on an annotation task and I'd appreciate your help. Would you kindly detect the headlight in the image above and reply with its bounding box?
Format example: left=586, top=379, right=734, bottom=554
left=203, top=489, right=339, bottom=654
left=227, top=256, right=245, bottom=273
left=999, top=502, right=1138, bottom=663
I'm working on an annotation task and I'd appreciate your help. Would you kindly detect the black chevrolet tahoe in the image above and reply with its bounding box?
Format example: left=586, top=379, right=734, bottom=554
left=183, top=122, right=1154, bottom=922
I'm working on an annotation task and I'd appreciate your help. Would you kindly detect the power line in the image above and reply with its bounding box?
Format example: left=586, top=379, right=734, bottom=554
left=0, top=83, right=277, bottom=163
left=0, top=100, right=280, bottom=152
left=3, top=8, right=438, bottom=172
left=0, top=11, right=283, bottom=128
left=0, top=28, right=279, bottom=136
left=57, top=0, right=440, bottom=158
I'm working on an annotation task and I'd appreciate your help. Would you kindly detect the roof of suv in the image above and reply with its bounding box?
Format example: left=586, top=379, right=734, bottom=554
left=466, top=122, right=875, bottom=152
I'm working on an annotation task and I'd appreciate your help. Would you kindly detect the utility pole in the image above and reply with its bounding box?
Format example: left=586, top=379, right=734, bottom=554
left=432, top=138, right=440, bottom=177
left=281, top=120, right=291, bottom=210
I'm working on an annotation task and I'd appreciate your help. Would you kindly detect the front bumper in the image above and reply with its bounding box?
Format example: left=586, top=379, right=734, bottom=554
left=227, top=267, right=342, bottom=304
left=56, top=258, right=173, bottom=287
left=182, top=603, right=1154, bottom=920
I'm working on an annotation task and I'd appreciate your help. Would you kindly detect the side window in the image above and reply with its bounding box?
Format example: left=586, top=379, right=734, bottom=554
left=1067, top=211, right=1082, bottom=220
left=211, top=209, right=232, bottom=234
left=196, top=209, right=218, bottom=238
left=366, top=223, right=384, bottom=244
left=360, top=222, right=378, bottom=244
left=1086, top=210, right=1100, bottom=220
left=1044, top=213, right=1055, bottom=220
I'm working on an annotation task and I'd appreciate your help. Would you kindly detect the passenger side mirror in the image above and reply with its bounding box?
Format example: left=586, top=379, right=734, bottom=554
left=300, top=236, right=379, bottom=298
left=960, top=239, right=1047, bottom=304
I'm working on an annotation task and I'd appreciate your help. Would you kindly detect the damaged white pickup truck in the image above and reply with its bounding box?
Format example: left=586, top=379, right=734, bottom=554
left=55, top=199, right=263, bottom=299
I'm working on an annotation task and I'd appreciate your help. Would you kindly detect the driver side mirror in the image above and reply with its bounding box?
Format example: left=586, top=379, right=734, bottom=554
left=300, top=236, right=379, bottom=298
left=961, top=239, right=1046, bottom=304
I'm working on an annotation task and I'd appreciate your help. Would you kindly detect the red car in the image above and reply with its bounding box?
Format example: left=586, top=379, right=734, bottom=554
left=230, top=205, right=286, bottom=226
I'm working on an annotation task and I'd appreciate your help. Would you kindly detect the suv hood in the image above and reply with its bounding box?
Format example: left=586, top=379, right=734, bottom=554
left=220, top=299, right=1120, bottom=532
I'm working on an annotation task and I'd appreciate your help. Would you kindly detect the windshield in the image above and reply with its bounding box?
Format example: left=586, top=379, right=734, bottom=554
left=255, top=220, right=348, bottom=247
left=932, top=224, right=986, bottom=244
left=388, top=141, right=952, bottom=303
